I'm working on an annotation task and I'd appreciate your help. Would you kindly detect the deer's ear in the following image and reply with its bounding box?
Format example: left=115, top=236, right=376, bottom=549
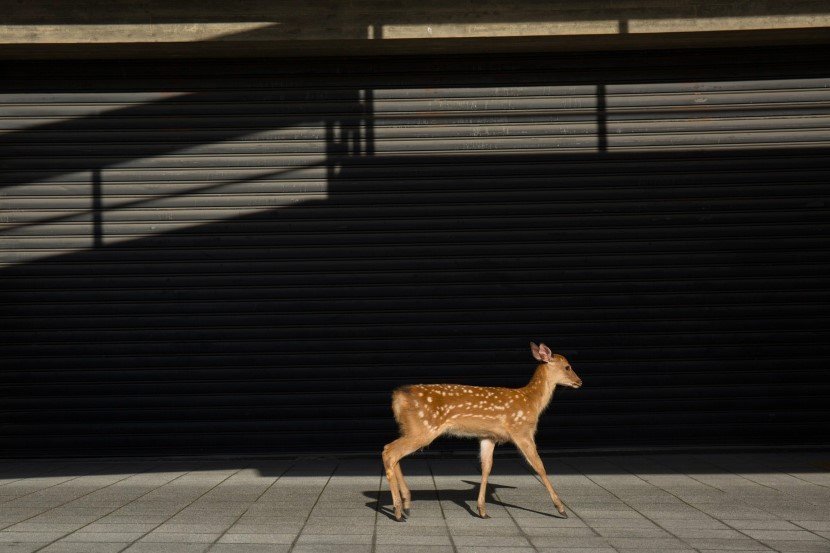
left=530, top=342, right=542, bottom=361
left=538, top=343, right=553, bottom=362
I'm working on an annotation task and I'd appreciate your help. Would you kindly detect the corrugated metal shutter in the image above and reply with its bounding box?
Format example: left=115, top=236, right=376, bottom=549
left=1, top=45, right=829, bottom=456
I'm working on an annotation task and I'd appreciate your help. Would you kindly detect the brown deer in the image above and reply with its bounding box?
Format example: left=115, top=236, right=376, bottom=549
left=381, top=342, right=582, bottom=521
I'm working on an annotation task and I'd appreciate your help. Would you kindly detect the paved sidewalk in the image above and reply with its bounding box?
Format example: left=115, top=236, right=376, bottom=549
left=0, top=452, right=828, bottom=553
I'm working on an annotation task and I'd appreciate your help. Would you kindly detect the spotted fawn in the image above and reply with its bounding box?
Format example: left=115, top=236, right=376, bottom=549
left=381, top=342, right=583, bottom=521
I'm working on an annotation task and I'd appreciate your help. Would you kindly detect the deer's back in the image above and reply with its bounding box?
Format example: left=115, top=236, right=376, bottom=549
left=391, top=383, right=531, bottom=442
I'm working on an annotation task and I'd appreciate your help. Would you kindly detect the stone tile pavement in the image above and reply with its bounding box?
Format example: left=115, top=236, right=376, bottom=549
left=0, top=452, right=828, bottom=553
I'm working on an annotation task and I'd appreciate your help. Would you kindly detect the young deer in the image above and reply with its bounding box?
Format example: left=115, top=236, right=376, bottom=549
left=381, top=342, right=582, bottom=521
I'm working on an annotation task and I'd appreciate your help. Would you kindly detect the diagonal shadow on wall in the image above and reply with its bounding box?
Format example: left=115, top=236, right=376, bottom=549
left=1, top=47, right=829, bottom=459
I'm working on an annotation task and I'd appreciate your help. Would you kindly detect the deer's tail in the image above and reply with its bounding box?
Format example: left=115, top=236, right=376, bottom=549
left=391, top=386, right=413, bottom=434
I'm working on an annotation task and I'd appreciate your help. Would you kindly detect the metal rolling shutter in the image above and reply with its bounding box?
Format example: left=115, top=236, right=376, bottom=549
left=1, top=45, right=829, bottom=456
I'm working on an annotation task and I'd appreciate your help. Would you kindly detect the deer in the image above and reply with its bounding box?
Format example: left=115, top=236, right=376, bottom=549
left=381, top=342, right=582, bottom=521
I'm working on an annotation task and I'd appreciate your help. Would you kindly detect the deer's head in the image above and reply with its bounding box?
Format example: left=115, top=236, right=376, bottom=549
left=530, top=342, right=582, bottom=389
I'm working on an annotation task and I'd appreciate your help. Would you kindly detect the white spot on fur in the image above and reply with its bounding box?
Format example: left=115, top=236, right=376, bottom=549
left=427, top=396, right=433, bottom=403
left=418, top=411, right=424, bottom=418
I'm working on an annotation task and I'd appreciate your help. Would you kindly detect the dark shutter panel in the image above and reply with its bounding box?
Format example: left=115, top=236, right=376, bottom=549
left=1, top=46, right=829, bottom=456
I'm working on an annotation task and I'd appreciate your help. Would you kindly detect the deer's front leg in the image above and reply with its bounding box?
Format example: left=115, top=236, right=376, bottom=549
left=512, top=434, right=568, bottom=518
left=477, top=438, right=496, bottom=518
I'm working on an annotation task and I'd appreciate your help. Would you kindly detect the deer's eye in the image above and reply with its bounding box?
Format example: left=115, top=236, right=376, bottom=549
left=565, top=366, right=571, bottom=371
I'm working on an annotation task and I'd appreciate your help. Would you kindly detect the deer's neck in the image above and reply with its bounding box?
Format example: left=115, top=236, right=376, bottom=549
left=523, top=363, right=557, bottom=414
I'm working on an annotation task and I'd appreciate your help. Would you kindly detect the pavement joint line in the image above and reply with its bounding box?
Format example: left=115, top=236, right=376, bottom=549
left=524, top=457, right=623, bottom=553
left=647, top=451, right=758, bottom=496
left=642, top=452, right=734, bottom=495
left=208, top=459, right=296, bottom=549
left=665, top=453, right=810, bottom=522
left=790, top=519, right=830, bottom=541
left=689, top=452, right=809, bottom=504
left=718, top=452, right=830, bottom=503
left=476, top=457, right=543, bottom=553
left=511, top=455, right=604, bottom=541
left=518, top=455, right=578, bottom=520
left=647, top=453, right=830, bottom=547
left=709, top=452, right=814, bottom=493
left=0, top=461, right=84, bottom=530
left=27, top=461, right=178, bottom=553
left=109, top=463, right=247, bottom=553
left=0, top=461, right=105, bottom=508
left=695, top=454, right=830, bottom=545
left=30, top=461, right=179, bottom=553
left=286, top=460, right=339, bottom=553
left=427, top=459, right=459, bottom=553
left=558, top=456, right=695, bottom=553
left=6, top=465, right=158, bottom=551
left=26, top=461, right=166, bottom=553
left=596, top=455, right=776, bottom=551
left=0, top=460, right=71, bottom=490
left=781, top=465, right=830, bottom=491
left=646, top=453, right=779, bottom=508
left=780, top=452, right=830, bottom=489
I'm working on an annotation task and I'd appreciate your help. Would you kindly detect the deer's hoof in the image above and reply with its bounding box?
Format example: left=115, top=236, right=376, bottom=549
left=557, top=509, right=568, bottom=519
left=403, top=508, right=410, bottom=517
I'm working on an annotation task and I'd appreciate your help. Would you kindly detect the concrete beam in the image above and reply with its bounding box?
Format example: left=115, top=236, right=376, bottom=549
left=1, top=1, right=830, bottom=58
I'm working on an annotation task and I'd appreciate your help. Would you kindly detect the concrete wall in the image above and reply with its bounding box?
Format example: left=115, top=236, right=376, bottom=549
left=1, top=1, right=830, bottom=58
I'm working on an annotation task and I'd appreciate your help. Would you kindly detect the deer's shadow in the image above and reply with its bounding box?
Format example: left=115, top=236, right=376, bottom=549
left=365, top=479, right=562, bottom=520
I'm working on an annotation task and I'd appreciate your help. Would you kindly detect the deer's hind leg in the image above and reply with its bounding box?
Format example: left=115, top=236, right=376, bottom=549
left=393, top=463, right=411, bottom=514
left=382, top=433, right=433, bottom=521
